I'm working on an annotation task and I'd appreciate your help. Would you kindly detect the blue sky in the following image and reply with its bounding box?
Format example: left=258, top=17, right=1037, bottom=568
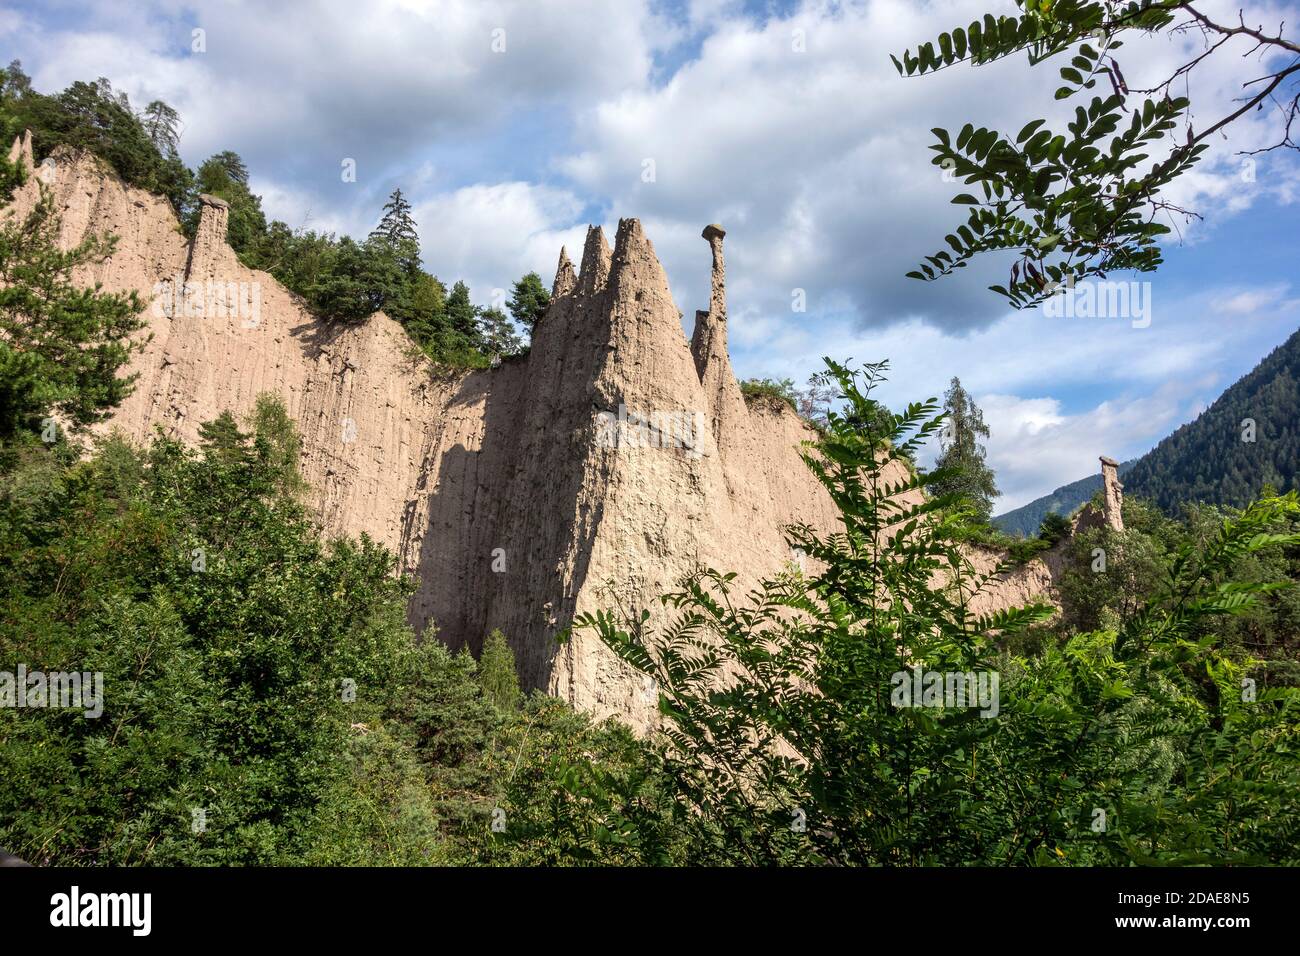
left=3, top=0, right=1297, bottom=509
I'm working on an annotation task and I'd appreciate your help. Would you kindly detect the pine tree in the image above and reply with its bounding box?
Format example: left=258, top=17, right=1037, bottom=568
left=207, top=149, right=249, bottom=185
left=931, top=376, right=998, bottom=522
left=478, top=307, right=523, bottom=359
left=478, top=629, right=521, bottom=712
left=369, top=188, right=420, bottom=274
left=192, top=151, right=265, bottom=254
left=445, top=281, right=478, bottom=340
left=198, top=410, right=251, bottom=467
left=139, top=100, right=181, bottom=156
left=370, top=188, right=418, bottom=245
left=0, top=192, right=146, bottom=441
left=506, top=272, right=549, bottom=329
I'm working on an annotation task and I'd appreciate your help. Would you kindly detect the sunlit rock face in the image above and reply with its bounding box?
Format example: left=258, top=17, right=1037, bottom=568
left=4, top=135, right=1062, bottom=730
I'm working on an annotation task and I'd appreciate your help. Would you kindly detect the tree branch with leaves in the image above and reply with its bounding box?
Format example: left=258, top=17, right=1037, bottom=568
left=894, top=0, right=1299, bottom=307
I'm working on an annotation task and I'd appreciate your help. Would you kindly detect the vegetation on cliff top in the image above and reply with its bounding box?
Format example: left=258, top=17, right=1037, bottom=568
left=0, top=61, right=538, bottom=369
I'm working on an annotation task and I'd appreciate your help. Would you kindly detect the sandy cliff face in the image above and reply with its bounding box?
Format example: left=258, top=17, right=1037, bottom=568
left=3, top=139, right=1065, bottom=729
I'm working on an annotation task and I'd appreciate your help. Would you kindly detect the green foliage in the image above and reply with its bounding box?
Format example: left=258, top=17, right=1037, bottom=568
left=0, top=152, right=25, bottom=203
left=1058, top=518, right=1168, bottom=633
left=0, top=408, right=426, bottom=864
left=959, top=521, right=1053, bottom=563
left=247, top=393, right=308, bottom=500
left=0, top=64, right=192, bottom=213
left=1055, top=493, right=1300, bottom=687
left=369, top=188, right=419, bottom=246
left=477, top=629, right=521, bottom=712
left=139, top=100, right=181, bottom=156
left=0, top=400, right=640, bottom=865
left=506, top=272, right=550, bottom=329
left=0, top=190, right=147, bottom=441
left=739, top=377, right=798, bottom=411
left=445, top=280, right=477, bottom=339
left=931, top=376, right=999, bottom=522
left=1038, top=509, right=1072, bottom=543
left=197, top=410, right=252, bottom=467
left=890, top=1, right=1295, bottom=307
left=189, top=152, right=267, bottom=255
left=0, top=397, right=663, bottom=865
left=574, top=358, right=1300, bottom=865
left=368, top=188, right=420, bottom=273
left=477, top=307, right=524, bottom=360
left=467, top=694, right=681, bottom=866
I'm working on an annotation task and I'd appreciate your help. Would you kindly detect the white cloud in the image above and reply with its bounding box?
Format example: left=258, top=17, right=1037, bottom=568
left=1211, top=283, right=1294, bottom=315
left=412, top=182, right=588, bottom=303
left=975, top=385, right=1204, bottom=510
left=12, top=0, right=666, bottom=191
left=556, top=0, right=1300, bottom=335
left=7, top=0, right=1297, bottom=506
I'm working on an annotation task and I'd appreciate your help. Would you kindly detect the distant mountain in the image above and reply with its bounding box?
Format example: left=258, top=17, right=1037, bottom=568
left=995, top=326, right=1300, bottom=534
left=1123, top=327, right=1299, bottom=513
left=995, top=461, right=1135, bottom=537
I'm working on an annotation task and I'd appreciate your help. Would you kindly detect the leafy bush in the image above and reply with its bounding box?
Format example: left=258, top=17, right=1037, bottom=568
left=573, top=359, right=1300, bottom=865
left=739, top=377, right=798, bottom=412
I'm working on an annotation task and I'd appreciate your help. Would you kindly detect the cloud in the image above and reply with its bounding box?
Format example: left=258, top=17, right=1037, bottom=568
left=975, top=384, right=1205, bottom=510
left=557, top=0, right=1300, bottom=335
left=10, top=0, right=667, bottom=201
left=724, top=276, right=1300, bottom=511
left=6, top=0, right=1297, bottom=505
left=412, top=181, right=588, bottom=303
left=1210, top=283, right=1295, bottom=315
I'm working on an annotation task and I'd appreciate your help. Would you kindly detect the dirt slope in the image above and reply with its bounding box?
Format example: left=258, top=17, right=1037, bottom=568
left=3, top=137, right=1063, bottom=729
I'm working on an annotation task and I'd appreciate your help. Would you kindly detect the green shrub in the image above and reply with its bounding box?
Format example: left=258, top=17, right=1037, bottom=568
left=574, top=359, right=1300, bottom=865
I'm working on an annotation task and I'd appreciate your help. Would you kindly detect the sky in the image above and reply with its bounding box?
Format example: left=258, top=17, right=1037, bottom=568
left=2, top=0, right=1298, bottom=510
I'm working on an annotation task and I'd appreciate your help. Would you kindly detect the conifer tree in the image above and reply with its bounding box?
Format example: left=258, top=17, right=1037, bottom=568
left=478, top=307, right=523, bottom=359
left=0, top=192, right=146, bottom=441
left=369, top=188, right=420, bottom=274
left=506, top=272, right=550, bottom=329
left=193, top=151, right=265, bottom=254
left=478, top=629, right=521, bottom=712
left=198, top=410, right=252, bottom=467
left=139, top=99, right=181, bottom=156
left=369, top=188, right=419, bottom=247
left=445, top=281, right=478, bottom=340
left=931, top=376, right=998, bottom=522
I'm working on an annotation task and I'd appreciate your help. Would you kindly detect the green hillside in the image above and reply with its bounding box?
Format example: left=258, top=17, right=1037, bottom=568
left=997, top=327, right=1299, bottom=529
left=1124, top=328, right=1299, bottom=512
left=995, top=460, right=1135, bottom=536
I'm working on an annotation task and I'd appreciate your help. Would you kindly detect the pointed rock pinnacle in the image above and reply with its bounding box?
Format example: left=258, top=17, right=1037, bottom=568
left=6, top=129, right=34, bottom=174
left=577, top=225, right=611, bottom=296
left=552, top=245, right=576, bottom=298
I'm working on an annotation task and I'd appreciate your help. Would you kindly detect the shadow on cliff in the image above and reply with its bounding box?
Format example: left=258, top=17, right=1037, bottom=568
left=402, top=352, right=608, bottom=691
left=288, top=311, right=369, bottom=360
